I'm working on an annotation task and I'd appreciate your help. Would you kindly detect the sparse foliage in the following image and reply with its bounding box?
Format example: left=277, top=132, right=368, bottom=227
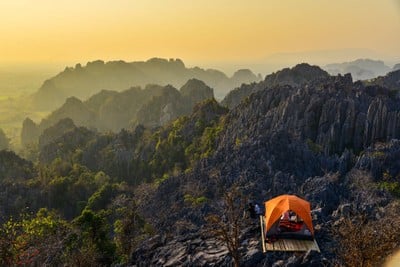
left=332, top=205, right=400, bottom=267
left=205, top=186, right=249, bottom=267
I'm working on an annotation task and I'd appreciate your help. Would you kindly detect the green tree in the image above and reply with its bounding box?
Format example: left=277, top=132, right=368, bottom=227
left=0, top=209, right=71, bottom=266
left=71, top=209, right=116, bottom=265
left=112, top=195, right=147, bottom=263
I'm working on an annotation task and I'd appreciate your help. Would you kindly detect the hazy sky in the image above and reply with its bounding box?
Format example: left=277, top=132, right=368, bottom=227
left=0, top=0, right=399, bottom=66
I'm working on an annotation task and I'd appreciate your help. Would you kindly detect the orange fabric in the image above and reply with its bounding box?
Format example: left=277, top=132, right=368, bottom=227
left=264, top=195, right=314, bottom=235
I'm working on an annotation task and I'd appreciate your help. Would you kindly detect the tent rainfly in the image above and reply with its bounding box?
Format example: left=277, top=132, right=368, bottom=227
left=264, top=194, right=314, bottom=235
left=260, top=194, right=320, bottom=253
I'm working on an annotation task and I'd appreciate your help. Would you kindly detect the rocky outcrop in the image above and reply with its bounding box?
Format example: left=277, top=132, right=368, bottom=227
left=40, top=96, right=96, bottom=131
left=222, top=63, right=331, bottom=109
left=0, top=150, right=35, bottom=180
left=264, top=63, right=330, bottom=87
left=180, top=79, right=214, bottom=110
left=39, top=124, right=96, bottom=164
left=136, top=80, right=214, bottom=128
left=38, top=118, right=77, bottom=149
left=21, top=118, right=40, bottom=146
left=130, top=68, right=400, bottom=266
left=222, top=76, right=400, bottom=156
left=368, top=69, right=400, bottom=91
left=0, top=128, right=9, bottom=150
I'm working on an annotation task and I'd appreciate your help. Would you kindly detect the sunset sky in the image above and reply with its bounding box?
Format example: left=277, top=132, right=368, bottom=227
left=0, top=0, right=399, bottom=67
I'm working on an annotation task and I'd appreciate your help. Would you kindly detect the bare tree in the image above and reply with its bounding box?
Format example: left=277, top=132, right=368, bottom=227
left=205, top=186, right=249, bottom=267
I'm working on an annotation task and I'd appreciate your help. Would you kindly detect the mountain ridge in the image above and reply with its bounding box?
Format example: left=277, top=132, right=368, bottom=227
left=30, top=58, right=260, bottom=110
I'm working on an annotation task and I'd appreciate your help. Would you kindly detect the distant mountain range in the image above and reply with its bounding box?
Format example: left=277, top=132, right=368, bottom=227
left=222, top=62, right=400, bottom=109
left=30, top=58, right=261, bottom=110
left=22, top=79, right=214, bottom=146
left=323, top=58, right=392, bottom=80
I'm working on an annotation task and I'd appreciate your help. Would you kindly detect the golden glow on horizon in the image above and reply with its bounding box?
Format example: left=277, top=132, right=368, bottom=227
left=0, top=0, right=399, bottom=64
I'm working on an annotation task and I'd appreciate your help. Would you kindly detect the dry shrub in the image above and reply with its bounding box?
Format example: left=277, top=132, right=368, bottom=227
left=332, top=203, right=400, bottom=267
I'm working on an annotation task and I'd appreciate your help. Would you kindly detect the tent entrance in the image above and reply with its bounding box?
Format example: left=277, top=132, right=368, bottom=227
left=266, top=210, right=313, bottom=241
left=260, top=195, right=320, bottom=253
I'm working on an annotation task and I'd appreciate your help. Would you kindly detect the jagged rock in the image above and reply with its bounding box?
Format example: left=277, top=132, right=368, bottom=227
left=0, top=150, right=35, bottom=180
left=0, top=128, right=9, bottom=150
left=40, top=96, right=96, bottom=131
left=355, top=140, right=400, bottom=180
left=38, top=118, right=76, bottom=149
left=222, top=63, right=330, bottom=109
left=136, top=81, right=214, bottom=128
left=264, top=63, right=330, bottom=87
left=129, top=68, right=400, bottom=266
left=21, top=117, right=40, bottom=146
left=332, top=203, right=352, bottom=218
left=39, top=121, right=96, bottom=164
left=180, top=79, right=214, bottom=106
left=302, top=173, right=345, bottom=216
left=368, top=69, right=400, bottom=91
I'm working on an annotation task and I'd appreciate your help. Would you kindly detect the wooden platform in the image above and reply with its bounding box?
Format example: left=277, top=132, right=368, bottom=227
left=265, top=238, right=320, bottom=252
left=259, top=215, right=320, bottom=253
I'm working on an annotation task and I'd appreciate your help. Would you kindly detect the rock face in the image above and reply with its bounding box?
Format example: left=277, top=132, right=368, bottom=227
left=38, top=118, right=77, bottom=149
left=223, top=75, right=400, bottom=156
left=0, top=150, right=35, bottom=180
left=21, top=118, right=40, bottom=146
left=39, top=123, right=96, bottom=164
left=264, top=63, right=330, bottom=87
left=222, top=63, right=330, bottom=109
left=368, top=69, right=400, bottom=91
left=180, top=79, right=214, bottom=108
left=40, top=97, right=96, bottom=131
left=130, top=68, right=400, bottom=266
left=0, top=128, right=9, bottom=150
left=133, top=79, right=214, bottom=128
left=31, top=58, right=260, bottom=110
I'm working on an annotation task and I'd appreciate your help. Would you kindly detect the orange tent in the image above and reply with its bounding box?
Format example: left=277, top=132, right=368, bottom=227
left=264, top=194, right=314, bottom=235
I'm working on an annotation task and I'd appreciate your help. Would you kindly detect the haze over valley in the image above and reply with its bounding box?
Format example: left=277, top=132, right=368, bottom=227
left=0, top=1, right=400, bottom=266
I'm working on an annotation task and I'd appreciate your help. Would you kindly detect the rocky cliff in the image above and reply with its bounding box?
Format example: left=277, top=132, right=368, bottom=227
left=223, top=63, right=332, bottom=109
left=368, top=69, right=400, bottom=91
left=136, top=79, right=214, bottom=127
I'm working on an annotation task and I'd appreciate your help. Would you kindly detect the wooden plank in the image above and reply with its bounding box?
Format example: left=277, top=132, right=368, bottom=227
left=260, top=215, right=266, bottom=253
left=265, top=238, right=320, bottom=252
